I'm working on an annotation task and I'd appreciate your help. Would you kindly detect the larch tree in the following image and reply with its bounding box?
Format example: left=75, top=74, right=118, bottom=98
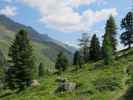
left=89, top=34, right=101, bottom=62
left=105, top=15, right=117, bottom=52
left=55, top=52, right=68, bottom=73
left=73, top=50, right=84, bottom=70
left=102, top=33, right=113, bottom=65
left=5, top=29, right=35, bottom=92
left=79, top=33, right=90, bottom=63
left=38, top=63, right=45, bottom=77
left=120, top=11, right=133, bottom=49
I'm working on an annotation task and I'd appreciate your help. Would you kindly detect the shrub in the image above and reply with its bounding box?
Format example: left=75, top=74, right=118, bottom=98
left=126, top=64, right=133, bottom=75
left=93, top=77, right=120, bottom=91
left=126, top=78, right=133, bottom=86
left=121, top=86, right=133, bottom=100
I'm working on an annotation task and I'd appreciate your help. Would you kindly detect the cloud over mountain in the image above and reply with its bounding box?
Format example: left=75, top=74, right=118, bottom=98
left=21, top=0, right=117, bottom=33
left=0, top=5, right=17, bottom=17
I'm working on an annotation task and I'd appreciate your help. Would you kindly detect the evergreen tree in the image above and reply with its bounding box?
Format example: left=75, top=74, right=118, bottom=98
left=0, top=49, right=6, bottom=67
left=55, top=52, right=68, bottom=73
left=105, top=15, right=117, bottom=52
left=102, top=34, right=113, bottom=65
left=73, top=50, right=84, bottom=70
left=38, top=63, right=44, bottom=77
left=120, top=11, right=133, bottom=49
left=89, top=34, right=101, bottom=61
left=79, top=33, right=90, bottom=63
left=5, top=29, right=35, bottom=91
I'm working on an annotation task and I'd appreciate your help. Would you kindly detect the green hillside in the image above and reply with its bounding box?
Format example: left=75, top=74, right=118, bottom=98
left=0, top=48, right=132, bottom=100
left=0, top=15, right=75, bottom=70
left=0, top=25, right=54, bottom=70
left=0, top=15, right=74, bottom=69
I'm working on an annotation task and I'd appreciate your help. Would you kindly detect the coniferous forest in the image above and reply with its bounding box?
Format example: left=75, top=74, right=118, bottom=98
left=0, top=1, right=133, bottom=100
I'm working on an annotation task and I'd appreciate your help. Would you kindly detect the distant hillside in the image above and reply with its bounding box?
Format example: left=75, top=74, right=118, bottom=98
left=0, top=15, right=75, bottom=70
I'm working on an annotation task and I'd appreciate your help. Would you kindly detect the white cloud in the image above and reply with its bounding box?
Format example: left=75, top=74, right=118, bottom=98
left=0, top=5, right=17, bottom=17
left=68, top=0, right=96, bottom=6
left=4, top=0, right=12, bottom=3
left=21, top=0, right=117, bottom=33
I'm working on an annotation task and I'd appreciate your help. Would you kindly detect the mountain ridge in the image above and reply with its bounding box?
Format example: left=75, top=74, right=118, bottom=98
left=0, top=15, right=76, bottom=54
left=0, top=15, right=75, bottom=69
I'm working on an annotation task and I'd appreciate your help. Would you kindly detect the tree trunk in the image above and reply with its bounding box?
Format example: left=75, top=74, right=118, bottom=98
left=128, top=44, right=131, bottom=49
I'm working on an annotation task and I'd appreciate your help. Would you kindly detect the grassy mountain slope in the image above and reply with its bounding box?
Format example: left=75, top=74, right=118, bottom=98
left=0, top=15, right=75, bottom=70
left=0, top=25, right=54, bottom=70
left=0, top=49, right=133, bottom=100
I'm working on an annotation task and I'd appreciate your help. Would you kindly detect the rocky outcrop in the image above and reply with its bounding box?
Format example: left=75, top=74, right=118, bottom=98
left=55, top=77, right=77, bottom=93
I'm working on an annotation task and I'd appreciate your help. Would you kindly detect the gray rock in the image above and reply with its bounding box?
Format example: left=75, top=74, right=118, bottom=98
left=64, top=82, right=76, bottom=92
left=94, top=63, right=104, bottom=69
left=31, top=80, right=40, bottom=87
left=55, top=79, right=77, bottom=93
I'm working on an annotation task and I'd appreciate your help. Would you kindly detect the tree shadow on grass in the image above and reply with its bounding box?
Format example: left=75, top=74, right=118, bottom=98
left=0, top=92, right=12, bottom=98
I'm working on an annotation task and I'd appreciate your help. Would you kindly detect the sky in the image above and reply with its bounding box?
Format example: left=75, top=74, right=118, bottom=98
left=0, top=0, right=132, bottom=48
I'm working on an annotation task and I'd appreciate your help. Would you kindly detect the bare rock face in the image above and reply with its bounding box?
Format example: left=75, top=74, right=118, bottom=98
left=55, top=78, right=77, bottom=93
left=31, top=80, right=40, bottom=87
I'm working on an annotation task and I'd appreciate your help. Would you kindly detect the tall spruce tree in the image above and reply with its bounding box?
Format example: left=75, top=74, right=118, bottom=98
left=79, top=33, right=90, bottom=63
left=120, top=11, right=133, bottom=49
left=0, top=49, right=6, bottom=67
left=73, top=50, right=84, bottom=70
left=89, top=34, right=101, bottom=61
left=38, top=63, right=44, bottom=77
left=5, top=29, right=35, bottom=91
left=55, top=52, right=68, bottom=73
left=105, top=15, right=117, bottom=52
left=102, top=33, right=113, bottom=65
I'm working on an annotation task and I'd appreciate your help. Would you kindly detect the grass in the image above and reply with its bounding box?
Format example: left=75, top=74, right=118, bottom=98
left=0, top=49, right=133, bottom=100
left=0, top=25, right=133, bottom=100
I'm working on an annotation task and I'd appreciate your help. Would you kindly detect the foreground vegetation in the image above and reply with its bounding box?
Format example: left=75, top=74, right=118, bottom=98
left=0, top=48, right=133, bottom=100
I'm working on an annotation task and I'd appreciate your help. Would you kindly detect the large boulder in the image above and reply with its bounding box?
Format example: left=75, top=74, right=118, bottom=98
left=64, top=82, right=77, bottom=92
left=31, top=80, right=40, bottom=87
left=55, top=78, right=77, bottom=93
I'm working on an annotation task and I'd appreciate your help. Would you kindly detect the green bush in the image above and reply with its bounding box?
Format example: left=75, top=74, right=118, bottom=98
left=93, top=77, right=120, bottom=91
left=121, top=86, right=133, bottom=100
left=126, top=64, right=133, bottom=75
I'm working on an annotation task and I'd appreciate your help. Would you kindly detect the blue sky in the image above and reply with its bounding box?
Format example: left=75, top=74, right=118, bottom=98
left=0, top=0, right=132, bottom=48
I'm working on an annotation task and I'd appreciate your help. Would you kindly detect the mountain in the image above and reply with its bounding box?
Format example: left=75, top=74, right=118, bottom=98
left=0, top=15, right=75, bottom=70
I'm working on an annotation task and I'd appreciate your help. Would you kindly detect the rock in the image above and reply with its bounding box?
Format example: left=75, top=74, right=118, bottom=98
left=55, top=79, right=77, bottom=93
left=64, top=82, right=77, bottom=92
left=94, top=63, right=104, bottom=69
left=31, top=80, right=40, bottom=87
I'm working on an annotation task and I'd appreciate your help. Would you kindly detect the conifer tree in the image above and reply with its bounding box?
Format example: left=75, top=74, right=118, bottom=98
left=38, top=63, right=44, bottom=77
left=0, top=49, right=6, bottom=67
left=120, top=11, right=133, bottom=49
left=105, top=15, right=117, bottom=52
left=55, top=52, right=68, bottom=73
left=5, top=29, right=35, bottom=91
left=73, top=50, right=84, bottom=70
left=89, top=34, right=101, bottom=61
left=79, top=33, right=90, bottom=63
left=102, top=34, right=113, bottom=65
